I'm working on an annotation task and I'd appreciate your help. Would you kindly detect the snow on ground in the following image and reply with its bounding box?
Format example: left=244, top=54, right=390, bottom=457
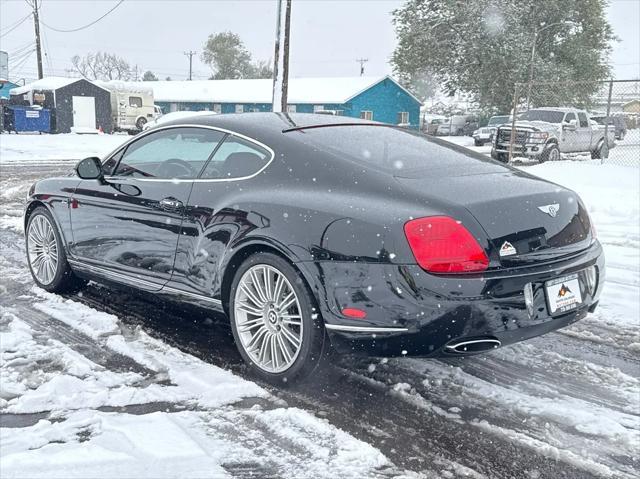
left=0, top=132, right=128, bottom=166
left=1, top=131, right=639, bottom=478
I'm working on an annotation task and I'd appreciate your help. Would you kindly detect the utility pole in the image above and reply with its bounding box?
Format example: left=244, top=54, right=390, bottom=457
left=184, top=50, right=196, bottom=81
left=31, top=0, right=44, bottom=79
left=356, top=58, right=368, bottom=76
left=272, top=0, right=292, bottom=113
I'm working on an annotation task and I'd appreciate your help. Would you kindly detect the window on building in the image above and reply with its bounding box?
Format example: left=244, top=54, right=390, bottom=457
left=213, top=104, right=222, bottom=114
left=360, top=111, right=373, bottom=121
left=235, top=104, right=244, bottom=114
left=287, top=104, right=297, bottom=113
left=200, top=135, right=271, bottom=180
left=129, top=96, right=142, bottom=108
left=397, top=112, right=409, bottom=125
left=114, top=127, right=225, bottom=179
left=313, top=105, right=324, bottom=113
left=578, top=112, right=589, bottom=128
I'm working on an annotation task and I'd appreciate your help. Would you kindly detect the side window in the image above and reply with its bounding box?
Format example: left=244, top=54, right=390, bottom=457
left=360, top=111, right=373, bottom=120
left=114, top=127, right=225, bottom=179
left=578, top=112, right=589, bottom=128
left=200, top=135, right=270, bottom=180
left=129, top=96, right=142, bottom=108
left=397, top=112, right=409, bottom=124
left=564, top=112, right=576, bottom=123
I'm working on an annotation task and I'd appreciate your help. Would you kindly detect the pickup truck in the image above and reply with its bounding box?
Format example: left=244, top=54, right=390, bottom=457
left=491, top=108, right=615, bottom=163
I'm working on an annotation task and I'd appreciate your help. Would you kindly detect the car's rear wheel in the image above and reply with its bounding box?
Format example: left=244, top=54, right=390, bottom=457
left=474, top=139, right=484, bottom=146
left=26, top=207, right=86, bottom=293
left=229, top=252, right=327, bottom=384
left=591, top=140, right=608, bottom=160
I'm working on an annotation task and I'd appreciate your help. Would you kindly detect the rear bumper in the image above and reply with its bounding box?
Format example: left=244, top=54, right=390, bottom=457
left=299, top=242, right=604, bottom=357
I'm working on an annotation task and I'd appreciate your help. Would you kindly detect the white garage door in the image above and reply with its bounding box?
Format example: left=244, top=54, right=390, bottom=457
left=72, top=96, right=96, bottom=129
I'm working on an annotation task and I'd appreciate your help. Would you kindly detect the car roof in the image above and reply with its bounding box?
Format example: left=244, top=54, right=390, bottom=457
left=156, top=112, right=383, bottom=145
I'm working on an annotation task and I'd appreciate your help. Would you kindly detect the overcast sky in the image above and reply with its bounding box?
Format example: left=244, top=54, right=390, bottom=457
left=1, top=0, right=638, bottom=83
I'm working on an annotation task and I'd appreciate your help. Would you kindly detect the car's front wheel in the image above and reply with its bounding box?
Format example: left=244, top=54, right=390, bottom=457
left=229, top=252, right=327, bottom=384
left=26, top=207, right=86, bottom=293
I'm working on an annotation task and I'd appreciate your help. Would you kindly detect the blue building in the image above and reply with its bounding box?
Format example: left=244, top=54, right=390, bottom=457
left=0, top=80, right=19, bottom=101
left=145, top=76, right=421, bottom=128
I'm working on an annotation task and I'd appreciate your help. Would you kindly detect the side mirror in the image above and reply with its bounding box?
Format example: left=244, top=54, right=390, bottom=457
left=563, top=119, right=577, bottom=130
left=75, top=157, right=104, bottom=180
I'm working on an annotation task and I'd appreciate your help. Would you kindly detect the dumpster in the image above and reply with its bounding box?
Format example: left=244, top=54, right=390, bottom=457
left=3, top=106, right=51, bottom=133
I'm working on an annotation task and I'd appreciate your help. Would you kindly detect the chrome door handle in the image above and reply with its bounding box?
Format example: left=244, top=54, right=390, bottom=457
left=159, top=197, right=183, bottom=211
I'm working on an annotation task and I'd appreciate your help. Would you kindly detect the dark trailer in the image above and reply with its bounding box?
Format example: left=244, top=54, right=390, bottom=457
left=9, top=77, right=112, bottom=134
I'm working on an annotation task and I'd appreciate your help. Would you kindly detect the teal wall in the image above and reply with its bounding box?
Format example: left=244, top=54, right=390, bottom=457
left=0, top=81, right=19, bottom=100
left=155, top=78, right=421, bottom=128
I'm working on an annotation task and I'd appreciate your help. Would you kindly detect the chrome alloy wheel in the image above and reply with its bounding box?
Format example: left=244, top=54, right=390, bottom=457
left=27, top=215, right=59, bottom=285
left=234, top=264, right=303, bottom=373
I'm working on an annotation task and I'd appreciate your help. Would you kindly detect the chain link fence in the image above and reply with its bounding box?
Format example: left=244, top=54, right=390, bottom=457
left=499, top=79, right=639, bottom=167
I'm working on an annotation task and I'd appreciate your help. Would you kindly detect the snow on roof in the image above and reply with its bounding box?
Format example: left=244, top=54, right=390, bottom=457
left=143, top=76, right=420, bottom=105
left=95, top=80, right=153, bottom=95
left=10, top=76, right=108, bottom=95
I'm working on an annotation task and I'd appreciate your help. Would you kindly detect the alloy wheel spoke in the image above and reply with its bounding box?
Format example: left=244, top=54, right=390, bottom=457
left=240, top=283, right=264, bottom=308
left=280, top=325, right=301, bottom=349
left=250, top=269, right=269, bottom=304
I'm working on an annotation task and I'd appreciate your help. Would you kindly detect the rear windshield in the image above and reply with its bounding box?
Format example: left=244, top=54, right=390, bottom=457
left=518, top=110, right=565, bottom=123
left=289, top=125, right=499, bottom=176
left=488, top=116, right=509, bottom=126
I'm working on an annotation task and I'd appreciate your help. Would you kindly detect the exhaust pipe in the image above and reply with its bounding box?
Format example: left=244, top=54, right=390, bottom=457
left=445, top=338, right=501, bottom=354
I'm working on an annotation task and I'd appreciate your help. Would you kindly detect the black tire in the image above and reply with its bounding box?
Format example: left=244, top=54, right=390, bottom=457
left=540, top=144, right=560, bottom=163
left=491, top=151, right=509, bottom=163
left=229, top=252, right=328, bottom=385
left=474, top=139, right=484, bottom=147
left=591, top=141, right=608, bottom=160
left=136, top=117, right=147, bottom=130
left=618, top=131, right=625, bottom=141
left=25, top=207, right=86, bottom=293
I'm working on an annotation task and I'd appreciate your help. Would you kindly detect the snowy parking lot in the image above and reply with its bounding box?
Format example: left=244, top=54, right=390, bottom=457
left=1, top=132, right=638, bottom=478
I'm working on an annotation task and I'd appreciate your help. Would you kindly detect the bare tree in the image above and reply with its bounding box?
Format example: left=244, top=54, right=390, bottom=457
left=71, top=52, right=133, bottom=81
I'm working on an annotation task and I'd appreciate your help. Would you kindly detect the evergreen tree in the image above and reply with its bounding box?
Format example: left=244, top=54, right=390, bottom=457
left=142, top=70, right=158, bottom=81
left=391, top=0, right=615, bottom=112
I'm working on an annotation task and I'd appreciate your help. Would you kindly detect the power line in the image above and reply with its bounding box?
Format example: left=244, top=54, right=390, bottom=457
left=0, top=13, right=32, bottom=38
left=39, top=0, right=124, bottom=33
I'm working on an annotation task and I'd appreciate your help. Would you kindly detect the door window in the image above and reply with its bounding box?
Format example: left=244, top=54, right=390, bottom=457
left=564, top=112, right=576, bottom=123
left=129, top=96, right=143, bottom=108
left=577, top=112, right=589, bottom=127
left=114, top=127, right=225, bottom=179
left=200, top=135, right=271, bottom=179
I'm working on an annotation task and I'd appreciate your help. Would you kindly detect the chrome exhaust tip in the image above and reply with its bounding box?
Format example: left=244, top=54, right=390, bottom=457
left=444, top=338, right=501, bottom=354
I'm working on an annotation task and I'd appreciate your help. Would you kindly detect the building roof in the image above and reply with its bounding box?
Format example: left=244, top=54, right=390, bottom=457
left=143, top=76, right=420, bottom=105
left=10, top=76, right=108, bottom=95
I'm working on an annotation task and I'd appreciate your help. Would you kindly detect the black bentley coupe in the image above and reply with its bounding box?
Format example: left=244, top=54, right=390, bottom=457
left=24, top=113, right=604, bottom=383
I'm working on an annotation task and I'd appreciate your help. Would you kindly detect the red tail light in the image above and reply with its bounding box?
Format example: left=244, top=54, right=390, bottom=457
left=404, top=216, right=489, bottom=273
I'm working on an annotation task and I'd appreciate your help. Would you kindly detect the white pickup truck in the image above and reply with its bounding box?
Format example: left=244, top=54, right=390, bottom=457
left=491, top=107, right=615, bottom=163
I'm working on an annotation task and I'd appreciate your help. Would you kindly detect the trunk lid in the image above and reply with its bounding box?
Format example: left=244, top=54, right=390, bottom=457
left=395, top=169, right=593, bottom=267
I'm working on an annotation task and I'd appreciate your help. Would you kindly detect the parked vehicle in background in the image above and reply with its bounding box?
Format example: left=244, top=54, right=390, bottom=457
left=142, top=110, right=215, bottom=130
left=422, top=114, right=447, bottom=135
left=491, top=108, right=616, bottom=163
left=472, top=115, right=510, bottom=146
left=436, top=114, right=479, bottom=136
left=591, top=114, right=628, bottom=140
left=97, top=81, right=158, bottom=134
